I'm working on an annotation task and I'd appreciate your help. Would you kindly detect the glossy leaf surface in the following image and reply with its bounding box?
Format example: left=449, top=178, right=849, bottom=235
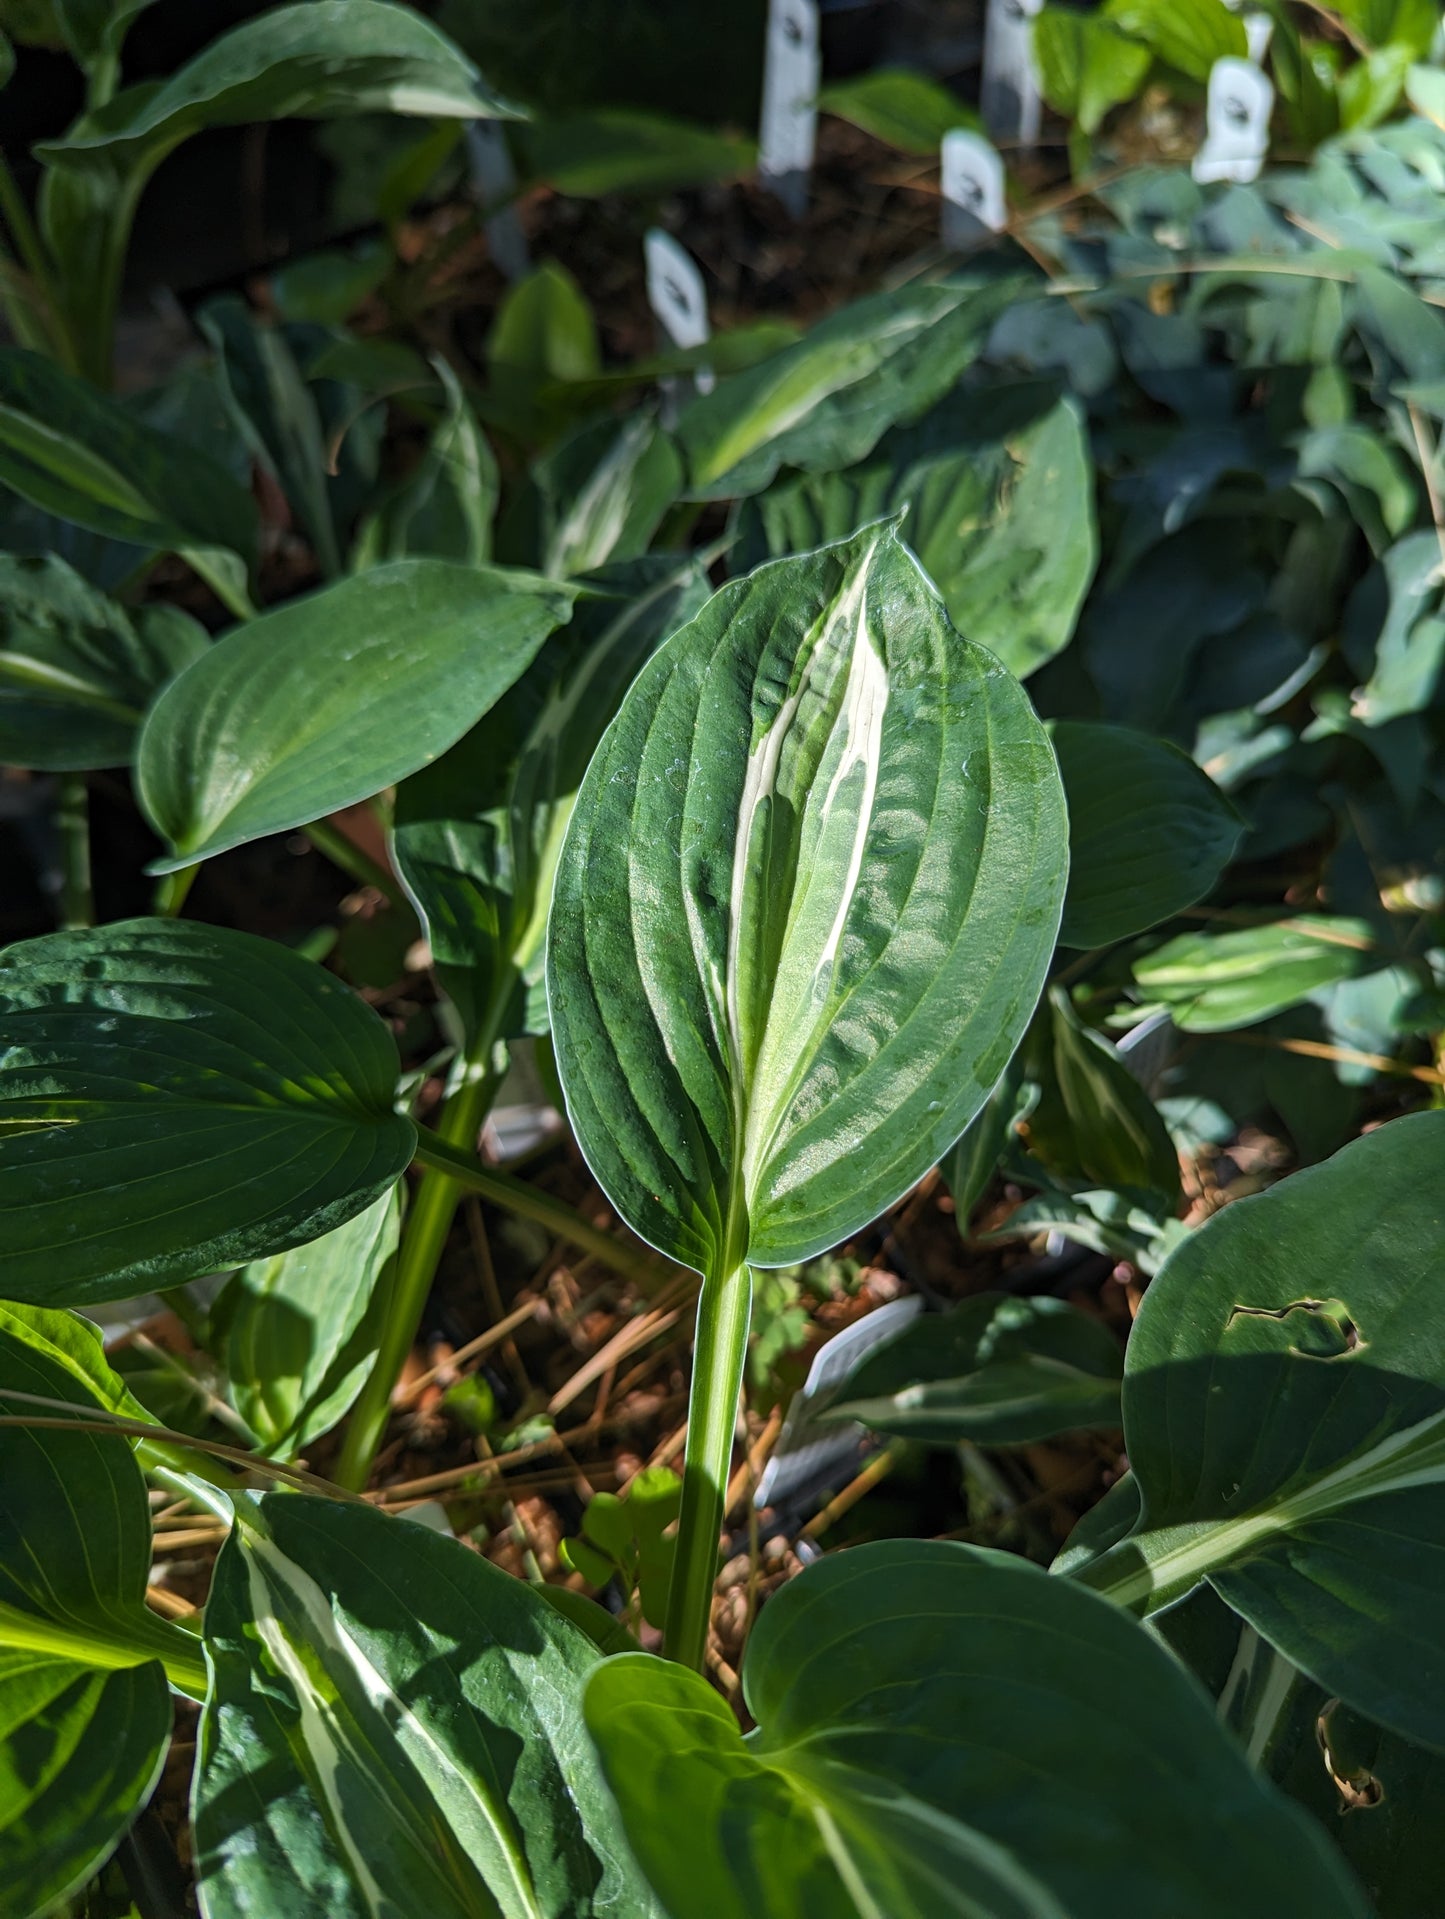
left=0, top=1307, right=184, bottom=1914
left=585, top=1540, right=1367, bottom=1918
left=394, top=556, right=709, bottom=1048
left=138, top=559, right=574, bottom=869
left=675, top=278, right=1022, bottom=499
left=1052, top=721, right=1244, bottom=948
left=738, top=386, right=1096, bottom=679
left=1132, top=916, right=1373, bottom=1030
left=826, top=1293, right=1123, bottom=1445
left=0, top=919, right=414, bottom=1303
left=193, top=1493, right=658, bottom=1919
left=38, top=0, right=515, bottom=178
left=1076, top=1112, right=1445, bottom=1751
left=1025, top=986, right=1181, bottom=1203
left=0, top=553, right=208, bottom=769
left=547, top=523, right=1068, bottom=1275
left=0, top=348, right=257, bottom=591
left=220, top=1186, right=400, bottom=1460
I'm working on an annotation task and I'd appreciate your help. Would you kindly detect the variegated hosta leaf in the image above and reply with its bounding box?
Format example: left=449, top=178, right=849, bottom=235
left=546, top=521, right=1069, bottom=1277
left=193, top=1493, right=659, bottom=1919
left=1071, top=1111, right=1445, bottom=1753
left=393, top=556, right=711, bottom=1049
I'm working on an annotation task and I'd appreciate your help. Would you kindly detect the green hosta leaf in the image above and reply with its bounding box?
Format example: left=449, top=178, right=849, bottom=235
left=1351, top=530, right=1445, bottom=727
left=219, top=1186, right=400, bottom=1460
left=675, top=277, right=1022, bottom=500
left=0, top=919, right=414, bottom=1304
left=193, top=1493, right=659, bottom=1919
left=942, top=1056, right=1029, bottom=1229
left=353, top=362, right=498, bottom=569
left=817, top=67, right=979, bottom=152
left=989, top=1178, right=1183, bottom=1272
left=1132, top=916, right=1374, bottom=1030
left=528, top=412, right=682, bottom=578
left=547, top=523, right=1068, bottom=1276
left=138, top=559, right=574, bottom=870
left=0, top=1306, right=198, bottom=1914
left=512, top=108, right=754, bottom=196
left=585, top=1540, right=1368, bottom=1918
left=1053, top=720, right=1244, bottom=947
left=52, top=0, right=156, bottom=64
left=37, top=0, right=517, bottom=180
left=0, top=552, right=207, bottom=769
left=393, top=556, right=709, bottom=1049
left=826, top=1293, right=1124, bottom=1445
left=1075, top=1112, right=1445, bottom=1751
left=197, top=296, right=349, bottom=579
left=1035, top=9, right=1152, bottom=135
left=1102, top=0, right=1247, bottom=80
left=0, top=347, right=257, bottom=601
left=737, top=385, right=1097, bottom=680
left=1025, top=985, right=1180, bottom=1203
left=0, top=1655, right=170, bottom=1919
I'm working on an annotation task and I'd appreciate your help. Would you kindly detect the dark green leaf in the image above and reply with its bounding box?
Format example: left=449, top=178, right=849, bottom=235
left=37, top=0, right=517, bottom=179
left=0, top=348, right=257, bottom=603
left=1132, top=916, right=1374, bottom=1030
left=353, top=362, right=498, bottom=569
left=738, top=385, right=1097, bottom=679
left=0, top=918, right=414, bottom=1303
left=1035, top=10, right=1153, bottom=134
left=393, top=556, right=709, bottom=1049
left=817, top=68, right=979, bottom=152
left=529, top=412, right=682, bottom=578
left=675, top=277, right=1023, bottom=500
left=138, top=559, right=574, bottom=869
left=1025, top=986, right=1181, bottom=1203
left=0, top=552, right=207, bottom=769
left=193, top=1492, right=659, bottom=1919
left=220, top=1186, right=399, bottom=1460
left=547, top=523, right=1068, bottom=1275
left=827, top=1293, right=1124, bottom=1445
left=585, top=1540, right=1367, bottom=1918
left=513, top=109, right=754, bottom=195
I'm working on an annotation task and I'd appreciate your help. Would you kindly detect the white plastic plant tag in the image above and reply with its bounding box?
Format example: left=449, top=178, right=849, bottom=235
left=982, top=0, right=1044, bottom=149
left=644, top=229, right=715, bottom=397
left=754, top=1296, right=924, bottom=1513
left=1223, top=0, right=1275, bottom=64
left=465, top=120, right=529, bottom=282
left=940, top=128, right=1007, bottom=249
left=758, top=0, right=820, bottom=219
left=1193, top=57, right=1274, bottom=186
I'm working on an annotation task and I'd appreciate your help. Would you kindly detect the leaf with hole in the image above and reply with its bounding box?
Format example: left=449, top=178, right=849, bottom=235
left=0, top=918, right=414, bottom=1304
left=1073, top=1111, right=1445, bottom=1752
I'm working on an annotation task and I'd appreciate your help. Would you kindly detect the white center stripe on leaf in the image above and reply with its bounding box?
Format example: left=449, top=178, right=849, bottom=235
left=813, top=603, right=888, bottom=980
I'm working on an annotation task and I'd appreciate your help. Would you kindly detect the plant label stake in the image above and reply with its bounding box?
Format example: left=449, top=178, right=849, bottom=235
left=1224, top=0, right=1275, bottom=64
left=754, top=1296, right=923, bottom=1514
left=465, top=120, right=529, bottom=282
left=982, top=0, right=1044, bottom=150
left=644, top=229, right=714, bottom=417
left=1193, top=58, right=1273, bottom=185
left=940, top=129, right=1007, bottom=251
left=758, top=0, right=820, bottom=219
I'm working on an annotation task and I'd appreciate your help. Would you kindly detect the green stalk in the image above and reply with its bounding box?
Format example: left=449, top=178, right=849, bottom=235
left=664, top=1236, right=753, bottom=1670
left=0, top=150, right=75, bottom=370
left=0, top=1597, right=208, bottom=1700
left=153, top=862, right=198, bottom=918
left=334, top=1057, right=502, bottom=1491
left=56, top=773, right=93, bottom=928
left=304, top=817, right=407, bottom=907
